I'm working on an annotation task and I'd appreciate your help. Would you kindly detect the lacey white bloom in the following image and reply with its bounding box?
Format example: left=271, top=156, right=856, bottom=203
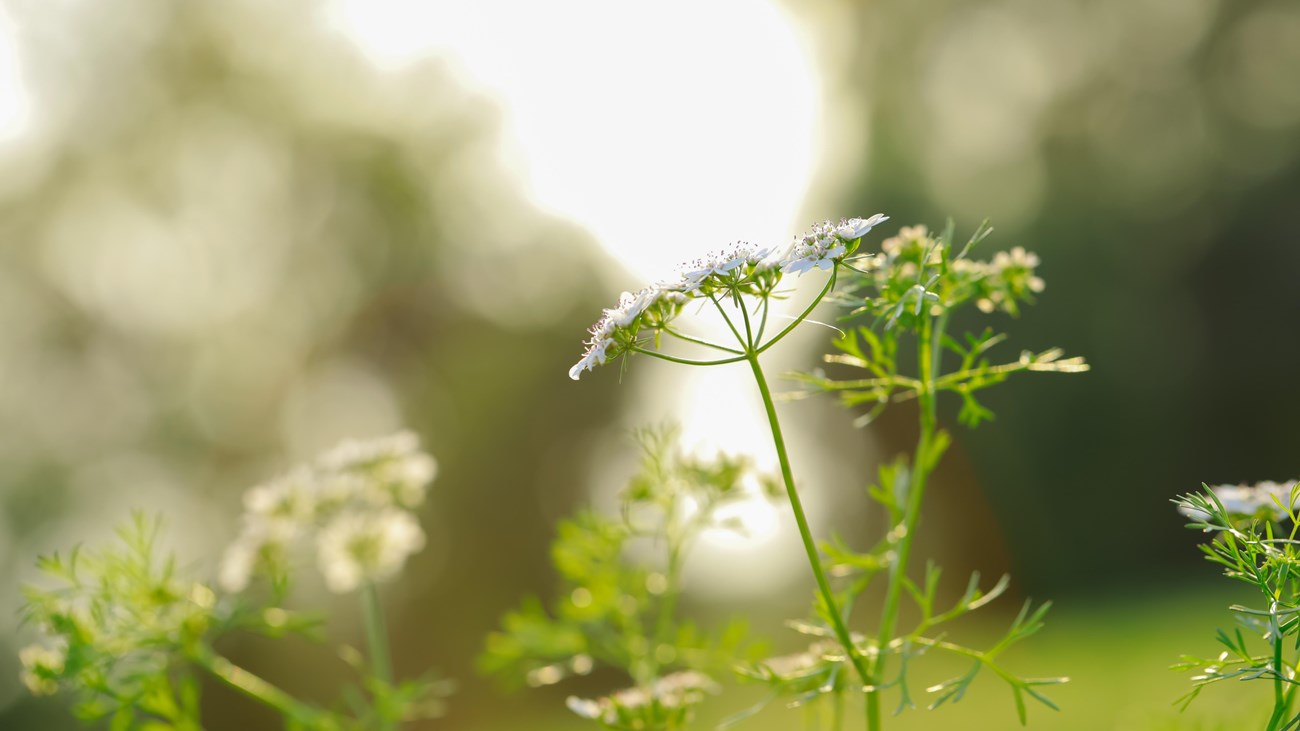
left=837, top=213, right=889, bottom=241
left=782, top=214, right=889, bottom=275
left=568, top=215, right=886, bottom=380
left=677, top=241, right=771, bottom=288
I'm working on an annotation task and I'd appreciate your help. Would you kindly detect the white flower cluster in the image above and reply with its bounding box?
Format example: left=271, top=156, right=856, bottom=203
left=568, top=287, right=688, bottom=381
left=677, top=240, right=773, bottom=286
left=220, top=432, right=435, bottom=594
left=780, top=214, right=889, bottom=275
left=565, top=671, right=720, bottom=724
left=569, top=215, right=888, bottom=380
left=1178, top=480, right=1300, bottom=523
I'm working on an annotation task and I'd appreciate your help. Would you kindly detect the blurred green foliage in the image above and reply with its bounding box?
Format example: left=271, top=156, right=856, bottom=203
left=482, top=426, right=770, bottom=728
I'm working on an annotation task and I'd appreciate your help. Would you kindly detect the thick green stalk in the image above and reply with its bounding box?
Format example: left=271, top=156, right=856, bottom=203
left=1272, top=613, right=1285, bottom=731
left=362, top=582, right=396, bottom=731
left=651, top=522, right=685, bottom=676
left=192, top=646, right=328, bottom=728
left=747, top=353, right=873, bottom=695
left=1266, top=616, right=1298, bottom=731
left=865, top=314, right=944, bottom=730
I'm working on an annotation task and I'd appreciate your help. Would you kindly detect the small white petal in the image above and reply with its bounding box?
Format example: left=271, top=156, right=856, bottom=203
left=568, top=361, right=586, bottom=381
left=837, top=213, right=889, bottom=240
left=566, top=696, right=604, bottom=720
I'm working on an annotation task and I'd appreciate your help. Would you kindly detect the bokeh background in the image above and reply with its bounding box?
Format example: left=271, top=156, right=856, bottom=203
left=1, top=0, right=1298, bottom=728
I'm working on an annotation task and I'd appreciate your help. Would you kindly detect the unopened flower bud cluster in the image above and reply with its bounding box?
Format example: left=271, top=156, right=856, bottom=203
left=570, top=215, right=889, bottom=380
left=863, top=225, right=1047, bottom=320
left=220, top=431, right=435, bottom=594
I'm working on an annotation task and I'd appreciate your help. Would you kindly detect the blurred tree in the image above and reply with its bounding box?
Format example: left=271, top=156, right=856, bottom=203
left=809, top=0, right=1300, bottom=594
left=0, top=1, right=624, bottom=728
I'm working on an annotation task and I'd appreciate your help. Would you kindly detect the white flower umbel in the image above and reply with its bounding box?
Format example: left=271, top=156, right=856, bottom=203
left=219, top=431, right=436, bottom=594
left=782, top=214, right=888, bottom=275
left=567, top=215, right=887, bottom=380
left=677, top=241, right=772, bottom=289
left=316, top=510, right=426, bottom=594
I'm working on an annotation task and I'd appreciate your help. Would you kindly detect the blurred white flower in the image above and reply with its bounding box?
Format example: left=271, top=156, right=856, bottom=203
left=316, top=509, right=426, bottom=594
left=219, top=431, right=436, bottom=593
left=218, top=534, right=258, bottom=593
left=243, top=467, right=316, bottom=524
left=317, top=430, right=437, bottom=508
left=217, top=519, right=299, bottom=592
left=1179, top=480, right=1300, bottom=522
left=565, top=695, right=604, bottom=720
left=19, top=643, right=66, bottom=696
left=565, top=670, right=719, bottom=724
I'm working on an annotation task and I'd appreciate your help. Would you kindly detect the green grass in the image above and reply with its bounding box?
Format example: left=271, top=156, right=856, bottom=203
left=459, top=580, right=1267, bottom=731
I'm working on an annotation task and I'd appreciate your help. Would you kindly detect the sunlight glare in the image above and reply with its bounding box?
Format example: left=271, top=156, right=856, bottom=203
left=326, top=0, right=825, bottom=594
left=0, top=5, right=31, bottom=143
left=324, top=0, right=820, bottom=281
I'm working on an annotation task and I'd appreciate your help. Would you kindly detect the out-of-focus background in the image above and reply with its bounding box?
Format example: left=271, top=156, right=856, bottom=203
left=1, top=0, right=1298, bottom=728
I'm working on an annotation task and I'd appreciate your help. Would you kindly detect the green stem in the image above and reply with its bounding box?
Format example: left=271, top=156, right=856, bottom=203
left=865, top=312, right=945, bottom=731
left=192, top=646, right=329, bottom=728
left=651, top=541, right=684, bottom=676
left=631, top=347, right=748, bottom=367
left=662, top=326, right=745, bottom=354
left=757, top=269, right=838, bottom=355
left=832, top=687, right=844, bottom=731
left=709, top=294, right=747, bottom=347
left=737, top=291, right=756, bottom=350
left=747, top=353, right=873, bottom=694
left=1267, top=605, right=1299, bottom=731
left=1274, top=609, right=1285, bottom=729
left=362, top=582, right=396, bottom=731
left=754, top=293, right=771, bottom=344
